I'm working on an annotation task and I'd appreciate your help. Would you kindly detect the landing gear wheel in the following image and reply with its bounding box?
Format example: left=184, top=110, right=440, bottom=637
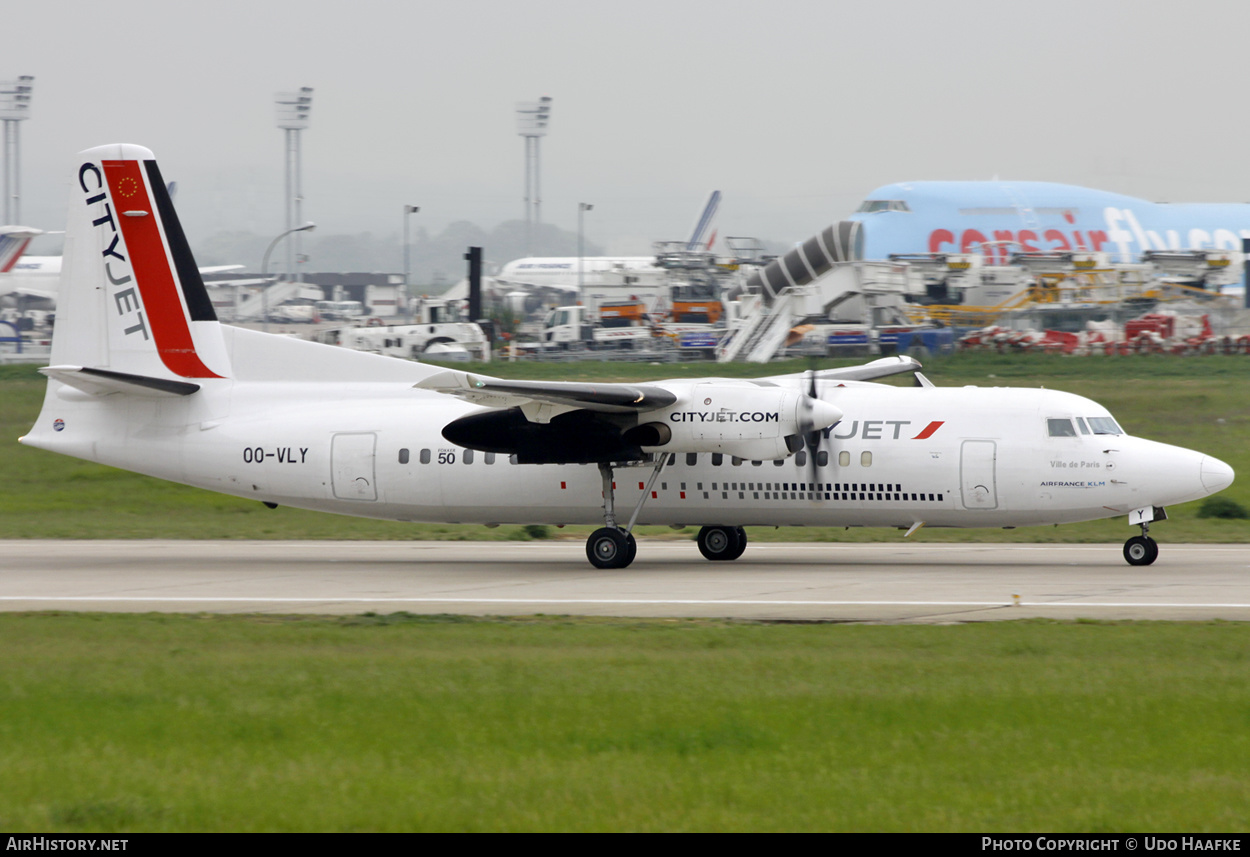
left=1123, top=535, right=1159, bottom=566
left=587, top=527, right=635, bottom=569
left=698, top=525, right=746, bottom=561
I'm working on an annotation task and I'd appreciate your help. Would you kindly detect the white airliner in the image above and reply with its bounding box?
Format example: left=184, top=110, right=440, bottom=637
left=494, top=190, right=722, bottom=289
left=1, top=230, right=238, bottom=308
left=0, top=227, right=60, bottom=302
left=19, top=145, right=1235, bottom=569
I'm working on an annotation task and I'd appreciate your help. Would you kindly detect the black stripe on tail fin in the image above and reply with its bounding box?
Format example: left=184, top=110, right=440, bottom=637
left=143, top=159, right=216, bottom=322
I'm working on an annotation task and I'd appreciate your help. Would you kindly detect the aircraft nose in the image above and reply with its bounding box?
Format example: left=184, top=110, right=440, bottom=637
left=1201, top=456, right=1235, bottom=494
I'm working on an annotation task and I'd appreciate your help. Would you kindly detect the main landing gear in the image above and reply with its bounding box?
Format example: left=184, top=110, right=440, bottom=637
left=586, top=459, right=663, bottom=570
left=697, top=526, right=748, bottom=561
left=587, top=526, right=636, bottom=569
left=586, top=460, right=750, bottom=569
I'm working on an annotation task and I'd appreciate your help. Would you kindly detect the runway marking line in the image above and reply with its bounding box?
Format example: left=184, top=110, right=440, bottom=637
left=2, top=597, right=1249, bottom=609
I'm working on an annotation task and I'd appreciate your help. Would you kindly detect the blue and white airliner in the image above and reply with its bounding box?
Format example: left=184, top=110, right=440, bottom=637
left=847, top=181, right=1250, bottom=263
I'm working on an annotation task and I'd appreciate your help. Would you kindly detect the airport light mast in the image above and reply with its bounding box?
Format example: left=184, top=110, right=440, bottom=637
left=516, top=96, right=552, bottom=256
left=578, top=202, right=593, bottom=289
left=261, top=221, right=316, bottom=333
left=0, top=76, right=34, bottom=225
left=403, top=204, right=420, bottom=320
left=275, top=87, right=313, bottom=283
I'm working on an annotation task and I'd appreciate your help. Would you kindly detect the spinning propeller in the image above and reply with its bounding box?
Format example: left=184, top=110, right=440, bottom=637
left=797, top=363, right=836, bottom=500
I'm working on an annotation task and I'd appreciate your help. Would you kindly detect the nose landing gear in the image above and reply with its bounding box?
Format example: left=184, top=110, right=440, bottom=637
left=1124, top=508, right=1165, bottom=566
left=1123, top=534, right=1158, bottom=566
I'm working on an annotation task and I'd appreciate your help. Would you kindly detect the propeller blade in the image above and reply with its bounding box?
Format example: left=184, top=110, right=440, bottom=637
left=804, top=365, right=822, bottom=500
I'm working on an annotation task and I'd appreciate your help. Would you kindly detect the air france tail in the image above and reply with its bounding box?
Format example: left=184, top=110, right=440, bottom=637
left=0, top=226, right=41, bottom=273
left=685, top=190, right=720, bottom=252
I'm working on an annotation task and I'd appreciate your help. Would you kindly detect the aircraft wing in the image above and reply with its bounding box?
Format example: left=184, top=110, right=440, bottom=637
left=416, top=370, right=678, bottom=418
left=491, top=277, right=580, bottom=294
left=203, top=277, right=269, bottom=287
left=763, top=355, right=924, bottom=384
left=3, top=284, right=57, bottom=300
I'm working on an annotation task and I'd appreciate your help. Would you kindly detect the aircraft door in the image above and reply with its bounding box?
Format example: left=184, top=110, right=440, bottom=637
left=960, top=439, right=998, bottom=510
left=331, top=432, right=378, bottom=501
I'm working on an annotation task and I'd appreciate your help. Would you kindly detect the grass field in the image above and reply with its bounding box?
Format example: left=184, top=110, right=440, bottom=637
left=2, top=354, right=1247, bottom=542
left=0, top=612, right=1247, bottom=832
left=3, top=356, right=1248, bottom=833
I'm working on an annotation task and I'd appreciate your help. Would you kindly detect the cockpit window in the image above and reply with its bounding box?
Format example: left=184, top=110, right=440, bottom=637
left=1047, top=418, right=1077, bottom=437
left=1087, top=417, right=1123, bottom=436
left=856, top=199, right=911, bottom=213
left=1075, top=417, right=1090, bottom=435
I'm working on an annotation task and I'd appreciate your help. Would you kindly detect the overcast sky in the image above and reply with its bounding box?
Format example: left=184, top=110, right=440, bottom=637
left=9, top=0, right=1250, bottom=258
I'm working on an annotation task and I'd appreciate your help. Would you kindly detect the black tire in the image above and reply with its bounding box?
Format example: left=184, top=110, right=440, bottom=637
left=587, top=527, right=633, bottom=569
left=1123, top=535, right=1159, bottom=566
left=697, top=525, right=744, bottom=561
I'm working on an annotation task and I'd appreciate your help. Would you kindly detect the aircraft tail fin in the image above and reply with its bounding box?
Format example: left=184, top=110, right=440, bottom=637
left=0, top=226, right=41, bottom=272
left=52, top=144, right=230, bottom=381
left=686, top=190, right=720, bottom=252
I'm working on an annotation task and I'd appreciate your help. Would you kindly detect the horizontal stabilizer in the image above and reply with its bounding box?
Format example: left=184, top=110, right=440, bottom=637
left=40, top=365, right=201, bottom=398
left=416, top=370, right=677, bottom=415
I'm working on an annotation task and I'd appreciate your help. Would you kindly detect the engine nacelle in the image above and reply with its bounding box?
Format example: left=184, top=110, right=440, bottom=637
left=628, top=381, right=842, bottom=461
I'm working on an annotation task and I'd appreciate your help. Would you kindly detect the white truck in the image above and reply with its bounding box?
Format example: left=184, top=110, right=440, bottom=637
left=538, top=304, right=655, bottom=350
left=311, top=299, right=491, bottom=362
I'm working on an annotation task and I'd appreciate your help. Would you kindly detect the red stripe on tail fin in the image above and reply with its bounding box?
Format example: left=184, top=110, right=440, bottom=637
left=102, top=160, right=222, bottom=379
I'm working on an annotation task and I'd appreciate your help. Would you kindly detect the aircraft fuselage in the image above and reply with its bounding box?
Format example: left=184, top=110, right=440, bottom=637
left=26, top=361, right=1224, bottom=533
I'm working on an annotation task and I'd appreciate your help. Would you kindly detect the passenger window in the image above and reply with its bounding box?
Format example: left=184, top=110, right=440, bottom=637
left=399, top=448, right=410, bottom=464
left=485, top=452, right=495, bottom=465
left=1047, top=419, right=1077, bottom=438
left=419, top=449, right=431, bottom=464
left=712, top=453, right=723, bottom=466
left=817, top=450, right=828, bottom=467
left=731, top=457, right=743, bottom=466
left=839, top=451, right=850, bottom=467
left=795, top=451, right=807, bottom=467
left=463, top=449, right=474, bottom=464
left=686, top=453, right=698, bottom=466
left=861, top=451, right=872, bottom=467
